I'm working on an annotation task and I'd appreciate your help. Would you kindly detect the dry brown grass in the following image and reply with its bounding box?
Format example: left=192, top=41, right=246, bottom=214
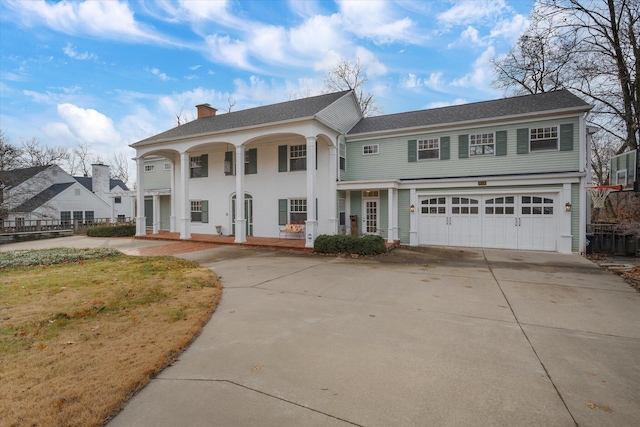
left=0, top=254, right=221, bottom=427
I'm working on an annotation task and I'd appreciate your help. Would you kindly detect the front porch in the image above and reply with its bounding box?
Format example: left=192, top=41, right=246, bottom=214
left=136, top=231, right=400, bottom=253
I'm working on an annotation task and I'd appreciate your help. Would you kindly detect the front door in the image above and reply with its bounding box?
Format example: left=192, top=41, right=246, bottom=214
left=362, top=197, right=379, bottom=234
left=231, top=194, right=253, bottom=236
left=144, top=199, right=153, bottom=227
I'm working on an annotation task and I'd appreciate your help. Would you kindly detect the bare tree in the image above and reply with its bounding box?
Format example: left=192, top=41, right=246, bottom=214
left=174, top=107, right=195, bottom=126
left=67, top=141, right=97, bottom=176
left=323, top=58, right=383, bottom=117
left=109, top=152, right=131, bottom=185
left=18, top=137, right=69, bottom=168
left=493, top=0, right=639, bottom=153
left=225, top=95, right=236, bottom=113
left=0, top=130, right=22, bottom=171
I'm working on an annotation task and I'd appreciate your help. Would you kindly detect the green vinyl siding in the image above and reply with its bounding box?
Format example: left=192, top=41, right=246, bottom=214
left=397, top=189, right=410, bottom=244
left=345, top=117, right=581, bottom=181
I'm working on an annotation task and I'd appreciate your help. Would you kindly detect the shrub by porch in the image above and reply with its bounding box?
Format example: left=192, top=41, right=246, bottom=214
left=314, top=234, right=387, bottom=255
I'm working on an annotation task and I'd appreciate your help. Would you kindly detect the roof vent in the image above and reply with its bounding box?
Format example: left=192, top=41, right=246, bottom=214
left=196, top=103, right=217, bottom=119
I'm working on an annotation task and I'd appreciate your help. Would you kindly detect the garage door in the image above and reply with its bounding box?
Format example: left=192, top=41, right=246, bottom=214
left=418, top=194, right=557, bottom=251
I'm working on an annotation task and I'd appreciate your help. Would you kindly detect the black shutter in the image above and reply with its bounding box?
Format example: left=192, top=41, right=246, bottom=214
left=458, top=135, right=469, bottom=158
left=200, top=154, right=208, bottom=177
left=278, top=145, right=287, bottom=172
left=440, top=137, right=450, bottom=160
left=408, top=140, right=417, bottom=162
left=517, top=128, right=529, bottom=154
left=559, top=124, right=573, bottom=151
left=278, top=199, right=287, bottom=225
left=495, top=131, right=507, bottom=156
left=246, top=148, right=257, bottom=174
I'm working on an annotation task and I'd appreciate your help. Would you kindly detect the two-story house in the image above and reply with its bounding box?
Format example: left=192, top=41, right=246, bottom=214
left=132, top=89, right=592, bottom=253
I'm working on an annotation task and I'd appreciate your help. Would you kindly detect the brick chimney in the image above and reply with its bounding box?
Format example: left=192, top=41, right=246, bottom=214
left=196, top=103, right=217, bottom=119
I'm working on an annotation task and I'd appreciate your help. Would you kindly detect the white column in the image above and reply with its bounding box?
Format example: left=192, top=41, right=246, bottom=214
left=135, top=157, right=145, bottom=236
left=328, top=145, right=338, bottom=235
left=409, top=188, right=418, bottom=246
left=393, top=189, right=399, bottom=241
left=234, top=145, right=246, bottom=243
left=180, top=152, right=191, bottom=239
left=561, top=184, right=573, bottom=254
left=387, top=188, right=394, bottom=243
left=170, top=157, right=177, bottom=232
left=345, top=190, right=351, bottom=235
left=152, top=194, right=160, bottom=234
left=305, top=136, right=317, bottom=248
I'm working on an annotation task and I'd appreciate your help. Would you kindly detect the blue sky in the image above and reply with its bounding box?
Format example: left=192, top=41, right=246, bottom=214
left=0, top=0, right=535, bottom=166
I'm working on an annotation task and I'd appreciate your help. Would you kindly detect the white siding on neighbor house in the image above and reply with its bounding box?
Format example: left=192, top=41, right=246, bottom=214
left=28, top=182, right=111, bottom=221
left=316, top=93, right=362, bottom=134
left=346, top=117, right=581, bottom=181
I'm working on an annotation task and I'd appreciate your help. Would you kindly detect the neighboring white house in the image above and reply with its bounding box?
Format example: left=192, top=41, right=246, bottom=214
left=0, top=163, right=132, bottom=225
left=132, top=89, right=593, bottom=254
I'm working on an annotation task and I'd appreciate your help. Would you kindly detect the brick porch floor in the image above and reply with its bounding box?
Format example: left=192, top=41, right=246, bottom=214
left=136, top=231, right=400, bottom=253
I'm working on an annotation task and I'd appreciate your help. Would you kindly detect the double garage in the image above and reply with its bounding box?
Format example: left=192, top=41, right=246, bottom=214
left=417, top=192, right=559, bottom=251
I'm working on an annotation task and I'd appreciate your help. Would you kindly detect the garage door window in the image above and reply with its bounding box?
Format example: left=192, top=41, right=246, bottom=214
left=485, top=196, right=515, bottom=215
left=421, top=197, right=446, bottom=214
left=521, top=196, right=554, bottom=215
left=451, top=197, right=479, bottom=214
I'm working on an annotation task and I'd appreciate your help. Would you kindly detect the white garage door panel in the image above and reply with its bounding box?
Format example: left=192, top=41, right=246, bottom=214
left=418, top=193, right=558, bottom=251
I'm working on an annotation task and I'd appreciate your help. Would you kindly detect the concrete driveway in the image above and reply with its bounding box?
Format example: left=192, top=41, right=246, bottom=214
left=4, top=238, right=638, bottom=425
left=104, top=244, right=638, bottom=426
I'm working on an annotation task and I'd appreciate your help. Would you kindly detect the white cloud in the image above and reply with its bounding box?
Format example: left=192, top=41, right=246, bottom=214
left=63, top=43, right=97, bottom=60
left=189, top=65, right=202, bottom=71
left=490, top=14, right=528, bottom=41
left=438, top=0, right=508, bottom=27
left=204, top=34, right=255, bottom=71
left=461, top=26, right=481, bottom=44
left=56, top=103, right=121, bottom=145
left=6, top=0, right=166, bottom=43
left=451, top=46, right=496, bottom=88
left=147, top=67, right=172, bottom=81
left=400, top=72, right=444, bottom=91
left=427, top=98, right=468, bottom=109
left=337, top=0, right=417, bottom=44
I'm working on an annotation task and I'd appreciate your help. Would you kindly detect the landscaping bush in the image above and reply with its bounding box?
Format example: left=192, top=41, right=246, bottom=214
left=314, top=234, right=387, bottom=255
left=86, top=224, right=136, bottom=237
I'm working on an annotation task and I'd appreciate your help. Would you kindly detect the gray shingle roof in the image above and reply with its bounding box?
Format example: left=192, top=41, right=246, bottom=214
left=0, top=165, right=49, bottom=189
left=74, top=176, right=129, bottom=191
left=133, top=90, right=352, bottom=145
left=13, top=182, right=74, bottom=212
left=348, top=90, right=591, bottom=135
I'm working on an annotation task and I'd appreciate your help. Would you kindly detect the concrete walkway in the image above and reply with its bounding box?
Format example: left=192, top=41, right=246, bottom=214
left=3, top=238, right=639, bottom=425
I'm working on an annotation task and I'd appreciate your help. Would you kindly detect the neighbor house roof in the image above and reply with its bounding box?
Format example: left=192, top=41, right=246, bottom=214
left=132, top=90, right=352, bottom=146
left=13, top=182, right=74, bottom=212
left=0, top=165, right=50, bottom=189
left=348, top=90, right=592, bottom=136
left=74, top=176, right=129, bottom=191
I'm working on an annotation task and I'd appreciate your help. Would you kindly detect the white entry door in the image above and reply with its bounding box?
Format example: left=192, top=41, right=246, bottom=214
left=363, top=198, right=380, bottom=234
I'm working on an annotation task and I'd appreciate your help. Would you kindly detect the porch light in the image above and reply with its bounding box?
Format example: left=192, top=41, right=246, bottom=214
left=565, top=202, right=572, bottom=212
left=410, top=204, right=415, bottom=213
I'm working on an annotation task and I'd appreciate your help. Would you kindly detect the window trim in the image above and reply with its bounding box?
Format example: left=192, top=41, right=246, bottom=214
left=289, top=198, right=307, bottom=224
left=530, top=126, right=559, bottom=152
left=469, top=132, right=495, bottom=157
left=362, top=144, right=379, bottom=156
left=289, top=144, right=307, bottom=172
left=417, top=138, right=440, bottom=160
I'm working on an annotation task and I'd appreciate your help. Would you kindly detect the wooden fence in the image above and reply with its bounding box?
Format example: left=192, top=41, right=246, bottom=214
left=0, top=218, right=134, bottom=244
left=586, top=223, right=640, bottom=256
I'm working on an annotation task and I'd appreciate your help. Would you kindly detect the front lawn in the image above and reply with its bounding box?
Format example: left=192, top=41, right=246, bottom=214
left=0, top=248, right=222, bottom=427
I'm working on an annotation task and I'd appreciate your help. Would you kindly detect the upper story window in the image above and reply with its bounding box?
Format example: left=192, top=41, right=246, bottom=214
left=339, top=139, right=346, bottom=172
left=164, top=163, right=172, bottom=170
left=114, top=196, right=122, bottom=204
left=290, top=145, right=307, bottom=171
left=144, top=164, right=155, bottom=172
left=190, top=154, right=208, bottom=178
left=363, top=144, right=379, bottom=155
left=530, top=126, right=558, bottom=151
left=470, top=133, right=494, bottom=156
left=418, top=138, right=439, bottom=160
